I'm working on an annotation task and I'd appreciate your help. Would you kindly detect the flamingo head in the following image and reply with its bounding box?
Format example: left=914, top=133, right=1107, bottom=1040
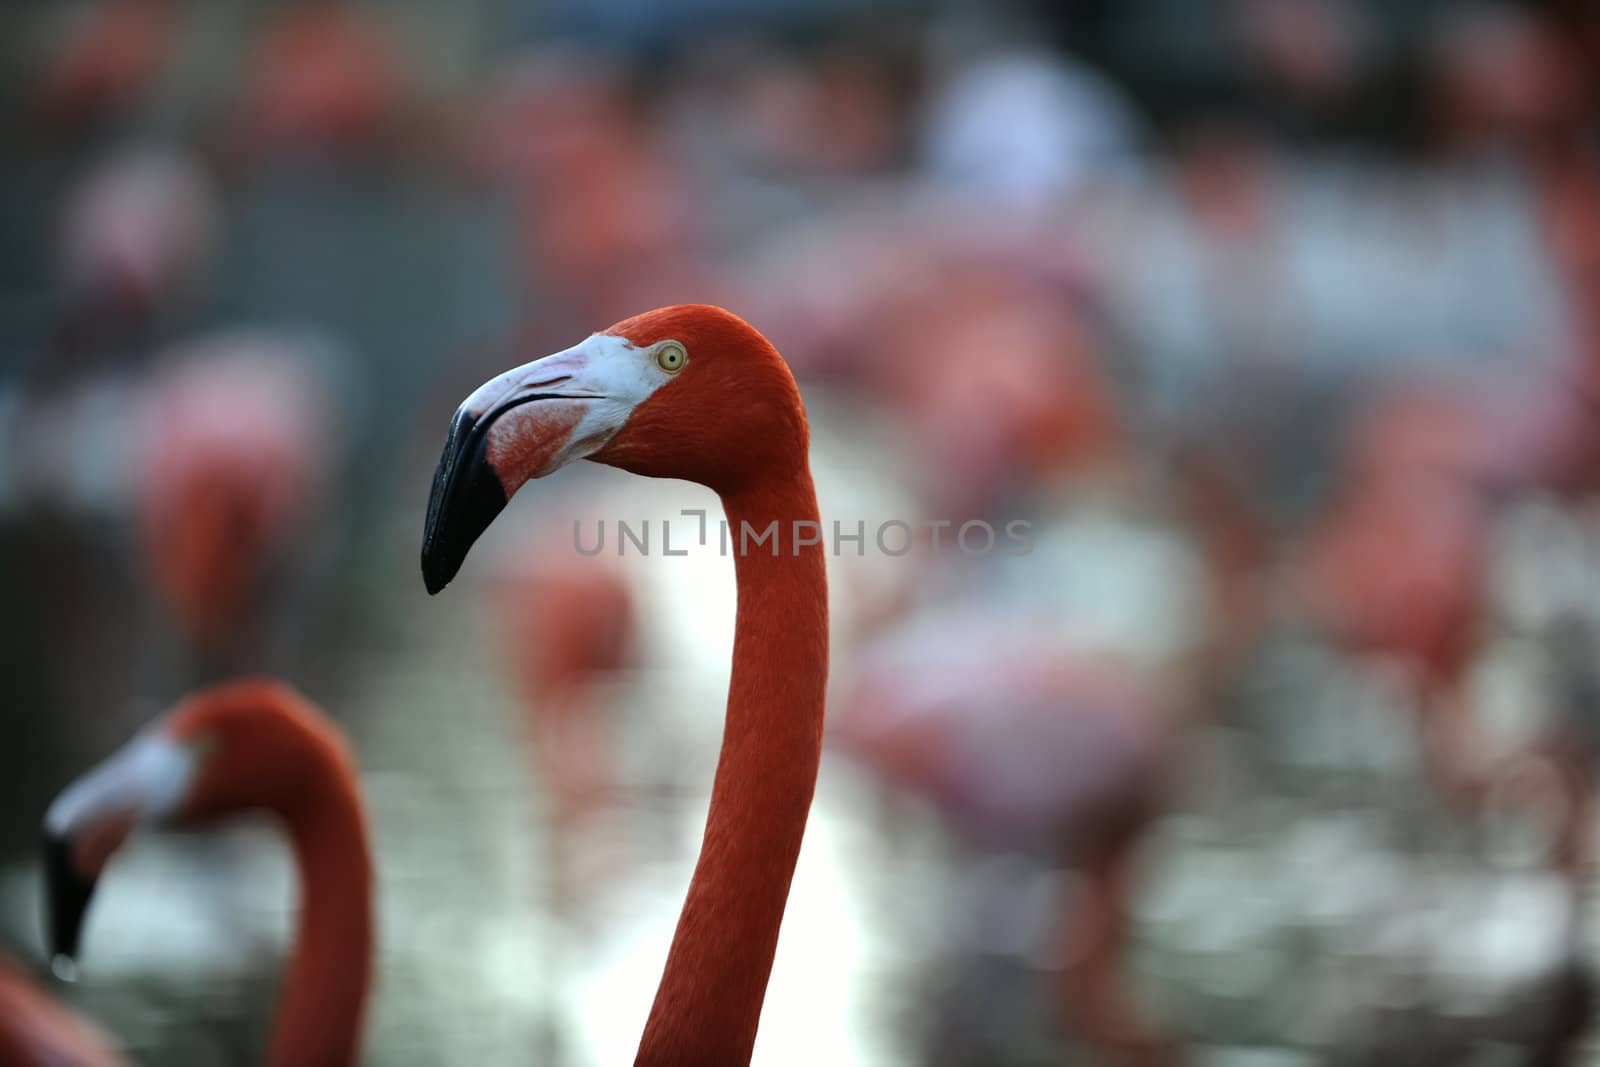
left=422, top=304, right=808, bottom=593
left=42, top=680, right=354, bottom=968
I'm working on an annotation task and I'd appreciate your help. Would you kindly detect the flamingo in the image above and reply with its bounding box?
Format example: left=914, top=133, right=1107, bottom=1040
left=1293, top=376, right=1596, bottom=806
left=0, top=954, right=125, bottom=1066
left=42, top=679, right=373, bottom=1067
left=4, top=147, right=217, bottom=512
left=34, top=0, right=176, bottom=131
left=832, top=614, right=1180, bottom=1067
left=1296, top=463, right=1489, bottom=804
left=866, top=273, right=1126, bottom=518
left=491, top=536, right=636, bottom=908
left=232, top=6, right=402, bottom=157
left=422, top=304, right=828, bottom=1065
left=475, top=54, right=713, bottom=333
left=135, top=336, right=335, bottom=676
left=54, top=148, right=219, bottom=345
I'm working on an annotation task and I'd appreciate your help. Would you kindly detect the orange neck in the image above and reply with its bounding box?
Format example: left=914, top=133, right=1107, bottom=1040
left=635, top=470, right=829, bottom=1066
left=0, top=956, right=126, bottom=1066
left=266, top=748, right=374, bottom=1067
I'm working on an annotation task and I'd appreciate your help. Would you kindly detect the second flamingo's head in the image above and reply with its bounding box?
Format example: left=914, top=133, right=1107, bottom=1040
left=422, top=304, right=809, bottom=593
left=42, top=680, right=360, bottom=967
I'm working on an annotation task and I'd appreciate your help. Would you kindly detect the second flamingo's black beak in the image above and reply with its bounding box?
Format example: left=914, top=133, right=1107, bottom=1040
left=43, top=831, right=98, bottom=968
left=421, top=405, right=509, bottom=595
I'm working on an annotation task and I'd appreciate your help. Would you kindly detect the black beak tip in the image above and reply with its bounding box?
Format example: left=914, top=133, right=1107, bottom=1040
left=43, top=832, right=96, bottom=966
left=420, top=547, right=456, bottom=596
left=420, top=407, right=509, bottom=596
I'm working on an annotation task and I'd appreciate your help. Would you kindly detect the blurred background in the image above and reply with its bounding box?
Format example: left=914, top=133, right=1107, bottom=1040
left=1, top=0, right=1599, bottom=1063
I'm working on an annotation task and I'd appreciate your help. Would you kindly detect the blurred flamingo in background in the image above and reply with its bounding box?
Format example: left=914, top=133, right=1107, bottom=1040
left=0, top=145, right=223, bottom=753
left=869, top=271, right=1127, bottom=518
left=825, top=428, right=1270, bottom=1067
left=56, top=147, right=216, bottom=327
left=231, top=6, right=403, bottom=160
left=34, top=0, right=177, bottom=132
left=136, top=334, right=336, bottom=678
left=832, top=613, right=1182, bottom=1067
left=491, top=536, right=636, bottom=909
left=744, top=229, right=1124, bottom=521
left=28, top=147, right=218, bottom=396
left=42, top=679, right=373, bottom=1067
left=0, top=954, right=126, bottom=1065
left=7, top=146, right=217, bottom=515
left=468, top=52, right=715, bottom=334
left=422, top=305, right=828, bottom=1065
left=1297, top=445, right=1490, bottom=803
left=1295, top=374, right=1600, bottom=808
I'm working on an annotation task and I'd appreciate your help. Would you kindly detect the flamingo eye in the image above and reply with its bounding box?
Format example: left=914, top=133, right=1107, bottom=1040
left=655, top=341, right=687, bottom=373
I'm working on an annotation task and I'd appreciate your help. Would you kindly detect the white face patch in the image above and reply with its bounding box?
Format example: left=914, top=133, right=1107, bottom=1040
left=45, top=731, right=200, bottom=838
left=468, top=333, right=680, bottom=483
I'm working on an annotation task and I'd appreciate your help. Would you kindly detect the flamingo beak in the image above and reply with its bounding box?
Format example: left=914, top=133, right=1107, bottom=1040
left=421, top=341, right=633, bottom=594
left=43, top=832, right=97, bottom=966
left=41, top=733, right=197, bottom=969
left=421, top=405, right=507, bottom=595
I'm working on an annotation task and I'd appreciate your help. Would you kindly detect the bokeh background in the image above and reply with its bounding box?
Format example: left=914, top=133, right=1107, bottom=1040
left=1, top=0, right=1599, bottom=1064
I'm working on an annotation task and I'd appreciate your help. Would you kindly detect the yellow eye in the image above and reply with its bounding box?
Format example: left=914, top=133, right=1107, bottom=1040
left=656, top=341, right=687, bottom=372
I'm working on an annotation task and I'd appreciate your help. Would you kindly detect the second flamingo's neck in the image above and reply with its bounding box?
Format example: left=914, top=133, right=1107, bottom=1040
left=636, top=471, right=829, bottom=1066
left=267, top=751, right=374, bottom=1067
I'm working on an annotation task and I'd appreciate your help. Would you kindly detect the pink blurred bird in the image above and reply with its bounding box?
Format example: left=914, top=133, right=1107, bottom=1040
left=492, top=541, right=636, bottom=907
left=852, top=270, right=1126, bottom=518
left=54, top=149, right=218, bottom=346
left=832, top=612, right=1181, bottom=1067
left=466, top=53, right=714, bottom=332
left=136, top=336, right=333, bottom=674
left=1297, top=377, right=1600, bottom=805
left=35, top=0, right=176, bottom=131
left=232, top=7, right=403, bottom=158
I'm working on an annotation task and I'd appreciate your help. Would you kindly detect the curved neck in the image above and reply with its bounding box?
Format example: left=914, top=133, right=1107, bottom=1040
left=636, top=470, right=829, bottom=1066
left=267, top=752, right=374, bottom=1067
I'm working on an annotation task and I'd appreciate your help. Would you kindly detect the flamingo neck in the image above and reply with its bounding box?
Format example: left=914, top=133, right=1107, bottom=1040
left=267, top=752, right=374, bottom=1067
left=0, top=957, right=124, bottom=1066
left=636, top=469, right=829, bottom=1066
